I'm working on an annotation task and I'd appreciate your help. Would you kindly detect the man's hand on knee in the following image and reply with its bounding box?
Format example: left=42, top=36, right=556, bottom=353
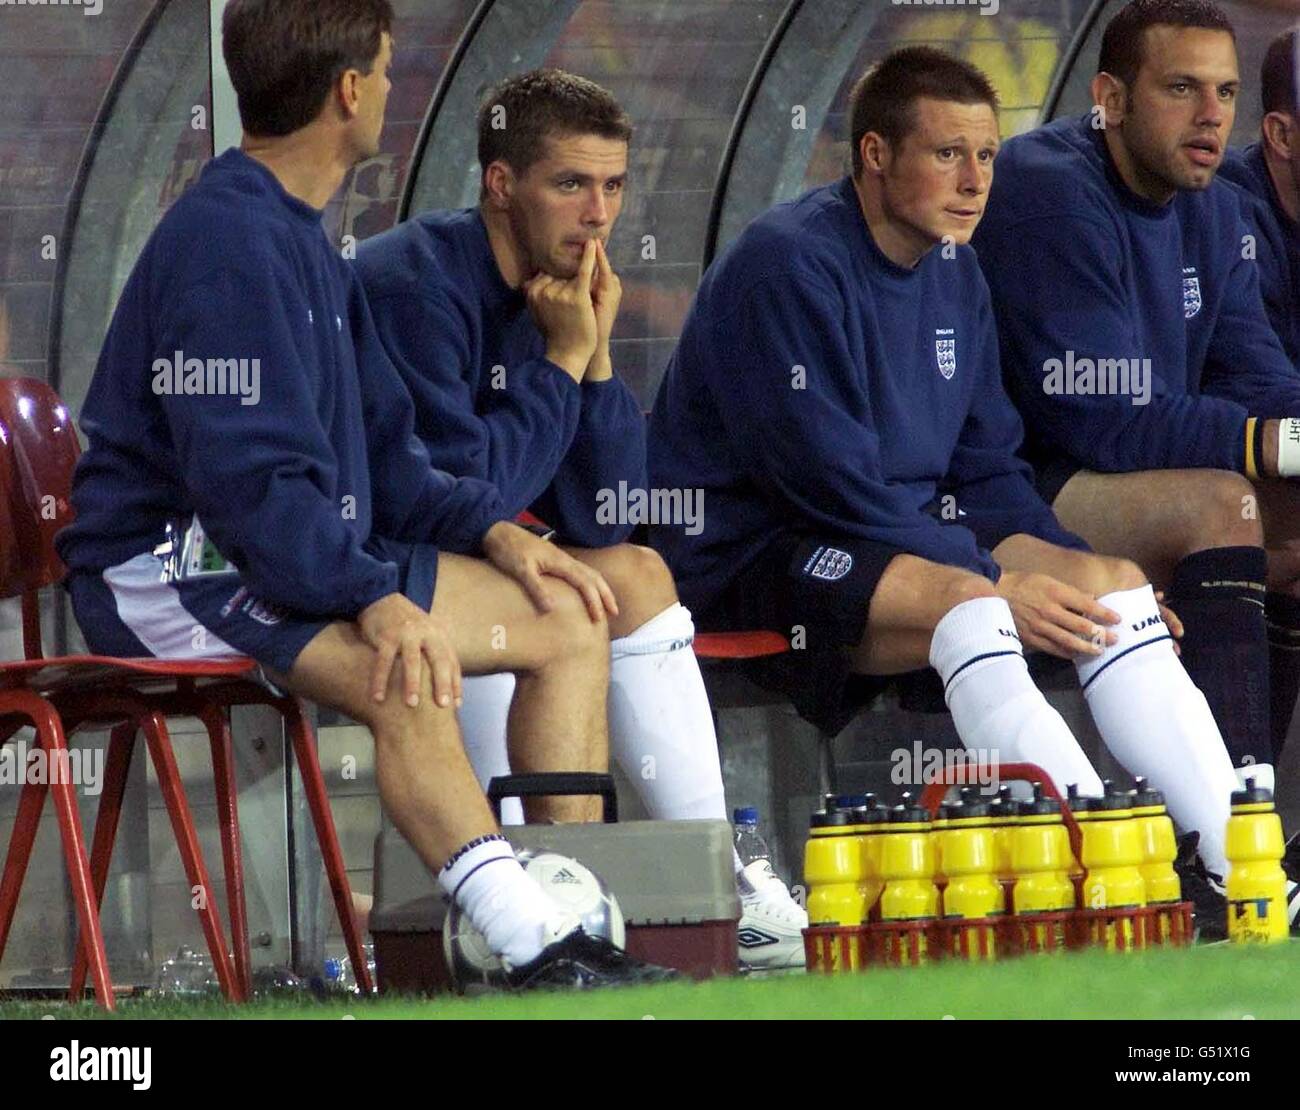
left=994, top=570, right=1120, bottom=658
left=483, top=521, right=618, bottom=621
left=357, top=593, right=462, bottom=710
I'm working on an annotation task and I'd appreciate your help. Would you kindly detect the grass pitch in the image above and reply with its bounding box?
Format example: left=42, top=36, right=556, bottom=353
left=0, top=942, right=1295, bottom=1020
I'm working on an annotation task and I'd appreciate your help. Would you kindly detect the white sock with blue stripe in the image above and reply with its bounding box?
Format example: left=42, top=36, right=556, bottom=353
left=930, top=596, right=1103, bottom=798
left=1076, top=584, right=1238, bottom=877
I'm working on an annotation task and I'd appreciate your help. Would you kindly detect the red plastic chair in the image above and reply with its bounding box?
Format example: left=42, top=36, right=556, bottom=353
left=0, top=377, right=371, bottom=1006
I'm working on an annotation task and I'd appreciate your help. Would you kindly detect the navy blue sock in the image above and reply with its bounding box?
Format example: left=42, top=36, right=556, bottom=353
left=1266, top=592, right=1300, bottom=761
left=1167, top=546, right=1271, bottom=770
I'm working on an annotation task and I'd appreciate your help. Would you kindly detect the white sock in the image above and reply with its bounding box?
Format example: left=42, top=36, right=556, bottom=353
left=437, top=836, right=572, bottom=967
left=608, top=603, right=729, bottom=822
left=457, top=674, right=523, bottom=826
left=930, top=596, right=1104, bottom=797
left=1076, top=585, right=1238, bottom=877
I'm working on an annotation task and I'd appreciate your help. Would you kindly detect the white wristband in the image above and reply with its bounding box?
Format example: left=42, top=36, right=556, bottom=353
left=1278, top=418, right=1300, bottom=478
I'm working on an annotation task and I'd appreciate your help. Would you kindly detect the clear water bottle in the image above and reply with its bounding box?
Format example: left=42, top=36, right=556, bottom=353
left=153, top=945, right=220, bottom=998
left=734, top=806, right=772, bottom=867
left=321, top=942, right=377, bottom=996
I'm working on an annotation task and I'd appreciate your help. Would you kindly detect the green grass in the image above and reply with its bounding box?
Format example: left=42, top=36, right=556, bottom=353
left=2, top=942, right=1298, bottom=1020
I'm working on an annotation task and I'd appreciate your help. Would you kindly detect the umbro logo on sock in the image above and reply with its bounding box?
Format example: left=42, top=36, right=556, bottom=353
left=1131, top=614, right=1163, bottom=632
left=997, top=628, right=1021, bottom=641
left=737, top=926, right=780, bottom=948
left=550, top=868, right=582, bottom=885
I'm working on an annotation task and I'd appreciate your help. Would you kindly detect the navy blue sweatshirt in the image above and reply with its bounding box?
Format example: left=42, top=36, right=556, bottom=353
left=648, top=175, right=1083, bottom=614
left=57, top=149, right=508, bottom=618
left=973, top=115, right=1300, bottom=476
left=354, top=208, right=646, bottom=548
left=1219, top=142, right=1300, bottom=367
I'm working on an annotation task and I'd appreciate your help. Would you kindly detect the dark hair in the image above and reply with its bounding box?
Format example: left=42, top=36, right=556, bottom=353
left=848, top=47, right=999, bottom=176
left=477, top=69, right=631, bottom=184
left=222, top=0, right=394, bottom=137
left=1261, top=29, right=1299, bottom=116
left=1098, top=0, right=1235, bottom=88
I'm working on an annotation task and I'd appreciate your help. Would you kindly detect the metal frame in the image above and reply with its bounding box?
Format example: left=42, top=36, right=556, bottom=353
left=702, top=0, right=807, bottom=269
left=1040, top=0, right=1112, bottom=122
left=46, top=0, right=176, bottom=400
left=396, top=0, right=498, bottom=224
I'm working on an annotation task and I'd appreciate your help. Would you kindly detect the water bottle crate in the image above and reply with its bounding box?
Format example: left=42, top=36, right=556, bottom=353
left=802, top=899, right=1193, bottom=974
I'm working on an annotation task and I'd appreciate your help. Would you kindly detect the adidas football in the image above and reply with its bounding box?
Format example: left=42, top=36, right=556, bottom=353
left=443, top=849, right=626, bottom=993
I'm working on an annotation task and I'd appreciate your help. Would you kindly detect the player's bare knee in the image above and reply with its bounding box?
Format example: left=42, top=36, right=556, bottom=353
left=1082, top=555, right=1147, bottom=596
left=1192, top=470, right=1264, bottom=550
left=541, top=580, right=610, bottom=657
left=938, top=570, right=997, bottom=614
left=590, top=544, right=677, bottom=610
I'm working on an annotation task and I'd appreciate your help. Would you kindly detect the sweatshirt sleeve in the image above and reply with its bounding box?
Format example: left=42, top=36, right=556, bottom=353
left=349, top=280, right=510, bottom=552
left=532, top=376, right=648, bottom=546
left=942, top=295, right=1089, bottom=554
left=365, top=287, right=582, bottom=512
left=979, top=212, right=1249, bottom=472
left=1199, top=215, right=1300, bottom=416
left=706, top=263, right=1001, bottom=581
left=157, top=268, right=400, bottom=618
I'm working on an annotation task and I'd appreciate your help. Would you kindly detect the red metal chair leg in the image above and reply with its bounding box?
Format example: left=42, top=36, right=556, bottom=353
left=199, top=702, right=252, bottom=1000
left=138, top=710, right=243, bottom=1001
left=0, top=778, right=48, bottom=979
left=68, top=720, right=136, bottom=1000
left=284, top=699, right=372, bottom=993
left=0, top=693, right=114, bottom=1009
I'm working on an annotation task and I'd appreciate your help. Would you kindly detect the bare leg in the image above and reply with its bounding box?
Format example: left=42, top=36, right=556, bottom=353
left=848, top=554, right=997, bottom=673
left=561, top=543, right=679, bottom=638
left=1050, top=468, right=1262, bottom=588
left=1255, top=478, right=1300, bottom=595
left=272, top=619, right=497, bottom=874
left=432, top=553, right=610, bottom=822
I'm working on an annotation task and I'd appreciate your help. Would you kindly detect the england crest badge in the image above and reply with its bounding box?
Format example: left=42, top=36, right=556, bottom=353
left=1182, top=269, right=1202, bottom=319
left=805, top=546, right=854, bottom=581
left=935, top=337, right=957, bottom=380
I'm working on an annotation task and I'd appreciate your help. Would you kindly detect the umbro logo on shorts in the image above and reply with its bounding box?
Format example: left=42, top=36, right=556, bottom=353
left=804, top=546, right=854, bottom=581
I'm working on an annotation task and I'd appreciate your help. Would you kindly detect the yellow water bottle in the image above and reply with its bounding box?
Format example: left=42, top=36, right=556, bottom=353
left=1011, top=783, right=1075, bottom=951
left=936, top=792, right=1002, bottom=960
left=1131, top=777, right=1180, bottom=941
left=851, top=796, right=890, bottom=921
left=988, top=785, right=1019, bottom=913
left=878, top=793, right=939, bottom=962
left=804, top=804, right=866, bottom=929
left=1080, top=781, right=1147, bottom=950
left=1225, top=778, right=1289, bottom=944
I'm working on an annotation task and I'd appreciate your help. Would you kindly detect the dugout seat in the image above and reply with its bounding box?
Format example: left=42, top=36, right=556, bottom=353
left=0, top=377, right=370, bottom=1008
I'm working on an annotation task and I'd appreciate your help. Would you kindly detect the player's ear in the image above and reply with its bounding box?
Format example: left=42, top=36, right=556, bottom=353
left=482, top=160, right=514, bottom=209
left=859, top=131, right=889, bottom=176
left=336, top=68, right=363, bottom=123
left=1090, top=72, right=1127, bottom=128
left=1261, top=110, right=1296, bottom=160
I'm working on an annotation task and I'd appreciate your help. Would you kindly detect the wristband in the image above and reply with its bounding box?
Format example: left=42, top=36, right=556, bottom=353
left=1279, top=418, right=1300, bottom=478
left=1246, top=417, right=1260, bottom=480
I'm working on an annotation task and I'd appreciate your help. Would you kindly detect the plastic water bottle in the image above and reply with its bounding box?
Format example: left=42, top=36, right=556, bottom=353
left=734, top=806, right=771, bottom=867
left=153, top=945, right=220, bottom=998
